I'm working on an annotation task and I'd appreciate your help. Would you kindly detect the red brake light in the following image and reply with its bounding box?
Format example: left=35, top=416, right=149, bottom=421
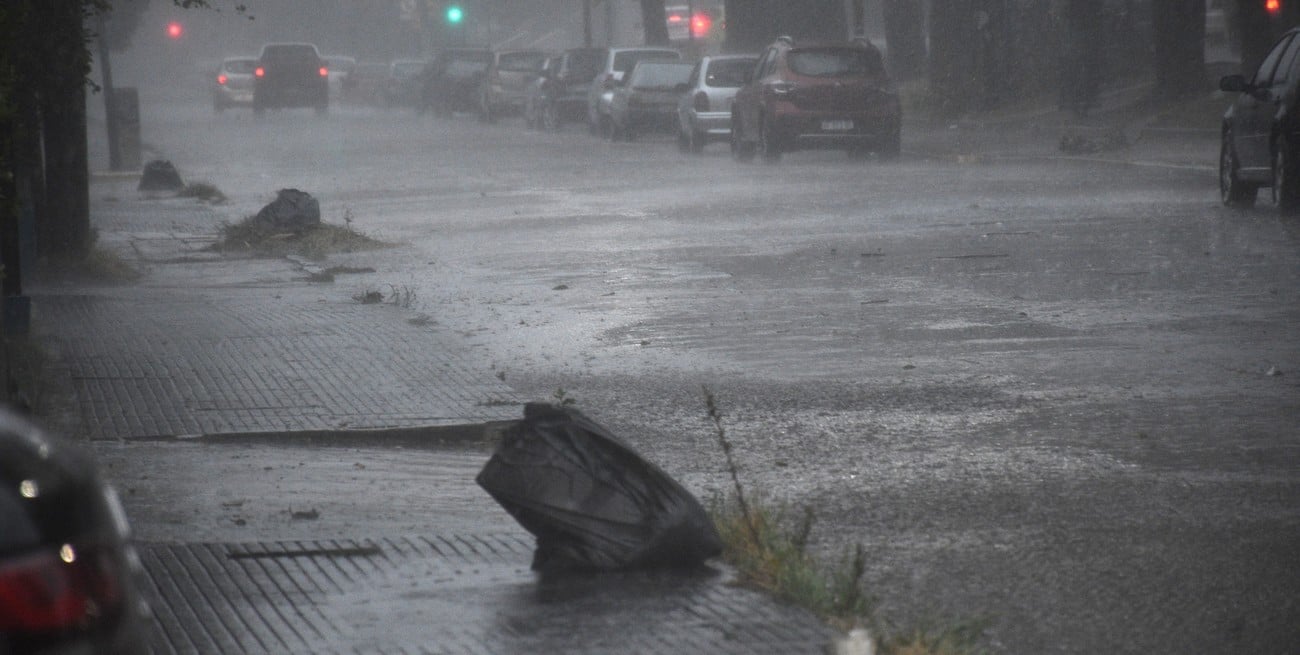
left=1267, top=0, right=1281, bottom=14
left=693, top=90, right=709, bottom=112
left=691, top=13, right=712, bottom=37
left=217, top=73, right=228, bottom=85
left=319, top=66, right=329, bottom=77
left=0, top=547, right=123, bottom=633
left=668, top=14, right=684, bottom=23
left=254, top=66, right=264, bottom=77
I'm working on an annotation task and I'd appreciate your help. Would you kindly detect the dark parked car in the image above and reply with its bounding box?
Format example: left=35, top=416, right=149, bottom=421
left=478, top=49, right=550, bottom=123
left=0, top=409, right=149, bottom=654
left=609, top=61, right=695, bottom=141
left=380, top=58, right=428, bottom=108
left=420, top=48, right=492, bottom=116
left=212, top=56, right=257, bottom=112
left=534, top=47, right=605, bottom=131
left=676, top=54, right=759, bottom=153
left=731, top=37, right=900, bottom=162
left=587, top=47, right=682, bottom=136
left=253, top=42, right=329, bottom=115
left=1220, top=26, right=1300, bottom=211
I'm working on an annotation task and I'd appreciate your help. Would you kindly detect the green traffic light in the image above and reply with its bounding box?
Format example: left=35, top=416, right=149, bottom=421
left=446, top=5, right=463, bottom=23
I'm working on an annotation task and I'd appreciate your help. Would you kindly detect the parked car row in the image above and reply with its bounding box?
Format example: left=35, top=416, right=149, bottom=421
left=520, top=37, right=901, bottom=162
left=216, top=37, right=903, bottom=162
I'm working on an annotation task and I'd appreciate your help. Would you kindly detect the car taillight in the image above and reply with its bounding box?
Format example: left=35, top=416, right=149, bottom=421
left=217, top=73, right=228, bottom=85
left=0, top=546, right=123, bottom=633
left=693, top=91, right=709, bottom=112
left=319, top=66, right=329, bottom=77
left=254, top=66, right=264, bottom=77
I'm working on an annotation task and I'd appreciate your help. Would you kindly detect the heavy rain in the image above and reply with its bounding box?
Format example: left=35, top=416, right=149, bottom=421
left=1, top=1, right=1298, bottom=653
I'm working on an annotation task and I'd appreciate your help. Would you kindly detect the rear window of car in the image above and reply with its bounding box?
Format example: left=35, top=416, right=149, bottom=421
left=704, top=59, right=755, bottom=88
left=565, top=51, right=603, bottom=80
left=630, top=63, right=692, bottom=89
left=260, top=45, right=320, bottom=63
left=612, top=50, right=679, bottom=74
left=499, top=52, right=547, bottom=73
left=786, top=48, right=884, bottom=77
left=224, top=59, right=257, bottom=74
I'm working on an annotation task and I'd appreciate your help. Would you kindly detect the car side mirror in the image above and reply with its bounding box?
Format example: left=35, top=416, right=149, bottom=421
left=1219, top=74, right=1249, bottom=94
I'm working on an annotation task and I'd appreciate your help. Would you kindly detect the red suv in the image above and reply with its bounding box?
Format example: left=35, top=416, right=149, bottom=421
left=731, top=37, right=900, bottom=162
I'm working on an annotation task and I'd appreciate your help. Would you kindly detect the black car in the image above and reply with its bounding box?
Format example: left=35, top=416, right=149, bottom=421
left=253, top=43, right=329, bottom=115
left=1220, top=26, right=1300, bottom=211
left=535, top=47, right=605, bottom=130
left=0, top=409, right=149, bottom=654
left=420, top=48, right=492, bottom=116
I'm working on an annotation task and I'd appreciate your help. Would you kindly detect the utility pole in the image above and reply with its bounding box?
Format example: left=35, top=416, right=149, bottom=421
left=584, top=0, right=592, bottom=47
left=95, top=11, right=122, bottom=171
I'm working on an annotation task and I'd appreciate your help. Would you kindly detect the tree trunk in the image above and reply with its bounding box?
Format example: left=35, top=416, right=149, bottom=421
left=1060, top=0, right=1104, bottom=116
left=1152, top=0, right=1206, bottom=98
left=882, top=0, right=926, bottom=81
left=929, top=0, right=978, bottom=115
left=641, top=0, right=669, bottom=46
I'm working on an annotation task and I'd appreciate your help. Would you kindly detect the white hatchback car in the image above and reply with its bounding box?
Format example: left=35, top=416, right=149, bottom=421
left=212, top=56, right=257, bottom=112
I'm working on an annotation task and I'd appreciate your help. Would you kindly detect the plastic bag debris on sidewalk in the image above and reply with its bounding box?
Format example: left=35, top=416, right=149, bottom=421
left=476, top=402, right=722, bottom=572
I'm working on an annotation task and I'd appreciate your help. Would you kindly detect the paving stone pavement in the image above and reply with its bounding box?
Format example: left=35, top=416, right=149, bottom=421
left=31, top=190, right=837, bottom=654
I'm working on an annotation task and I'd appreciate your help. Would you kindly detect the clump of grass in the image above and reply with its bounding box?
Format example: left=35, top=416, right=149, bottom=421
left=177, top=182, right=227, bottom=203
left=702, top=387, right=986, bottom=655
left=212, top=215, right=390, bottom=261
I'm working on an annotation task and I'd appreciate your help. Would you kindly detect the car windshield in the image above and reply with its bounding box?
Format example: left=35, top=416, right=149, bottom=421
left=224, top=60, right=257, bottom=74
left=787, top=48, right=884, bottom=77
left=704, top=59, right=755, bottom=88
left=500, top=52, right=548, bottom=73
left=612, top=50, right=679, bottom=74
left=630, top=63, right=692, bottom=89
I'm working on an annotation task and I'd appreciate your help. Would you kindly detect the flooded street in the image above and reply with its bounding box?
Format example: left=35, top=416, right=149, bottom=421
left=87, top=90, right=1300, bottom=653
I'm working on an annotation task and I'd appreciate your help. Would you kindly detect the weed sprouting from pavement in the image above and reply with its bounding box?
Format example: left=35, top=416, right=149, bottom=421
left=702, top=388, right=985, bottom=654
left=387, top=284, right=417, bottom=309
left=551, top=388, right=577, bottom=406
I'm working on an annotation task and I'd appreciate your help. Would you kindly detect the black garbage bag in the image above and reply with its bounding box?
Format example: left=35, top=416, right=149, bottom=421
left=253, top=188, right=321, bottom=233
left=138, top=159, right=184, bottom=191
left=477, top=403, right=722, bottom=572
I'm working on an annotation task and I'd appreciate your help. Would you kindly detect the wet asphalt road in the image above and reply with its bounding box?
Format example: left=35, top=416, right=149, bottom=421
left=96, top=95, right=1299, bottom=654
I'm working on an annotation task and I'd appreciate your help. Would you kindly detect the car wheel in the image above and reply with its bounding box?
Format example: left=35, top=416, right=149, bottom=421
left=1273, top=139, right=1300, bottom=213
left=1220, top=131, right=1257, bottom=208
left=731, top=116, right=755, bottom=163
left=543, top=103, right=561, bottom=131
left=879, top=129, right=901, bottom=161
left=690, top=129, right=706, bottom=154
left=599, top=114, right=612, bottom=139
left=759, top=118, right=782, bottom=163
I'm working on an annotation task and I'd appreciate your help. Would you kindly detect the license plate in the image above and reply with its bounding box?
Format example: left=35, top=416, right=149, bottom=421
left=822, top=120, right=853, bottom=131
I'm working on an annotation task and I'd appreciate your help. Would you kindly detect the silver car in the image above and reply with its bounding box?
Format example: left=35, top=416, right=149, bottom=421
left=212, top=56, right=257, bottom=112
left=586, top=47, right=681, bottom=136
left=675, top=54, right=758, bottom=153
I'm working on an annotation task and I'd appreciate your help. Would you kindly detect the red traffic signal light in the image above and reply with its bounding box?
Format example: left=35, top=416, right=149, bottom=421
left=166, top=21, right=184, bottom=39
left=1267, top=0, right=1282, bottom=14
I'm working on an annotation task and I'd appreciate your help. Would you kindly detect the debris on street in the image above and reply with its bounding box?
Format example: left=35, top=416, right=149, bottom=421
left=477, top=402, right=722, bottom=572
